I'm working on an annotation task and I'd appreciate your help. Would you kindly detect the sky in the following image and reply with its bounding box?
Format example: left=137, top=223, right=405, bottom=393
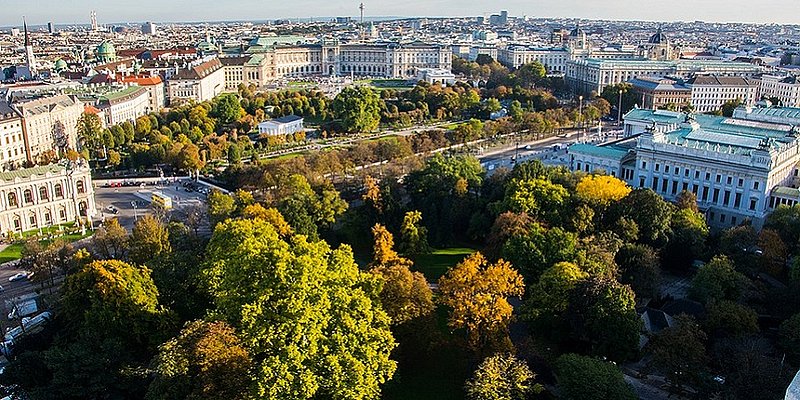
left=3, top=0, right=799, bottom=27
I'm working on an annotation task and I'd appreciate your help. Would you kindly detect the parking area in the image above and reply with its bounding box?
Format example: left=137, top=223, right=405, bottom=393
left=94, top=178, right=210, bottom=230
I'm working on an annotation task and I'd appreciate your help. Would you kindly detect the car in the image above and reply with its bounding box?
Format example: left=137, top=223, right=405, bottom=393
left=8, top=273, right=27, bottom=282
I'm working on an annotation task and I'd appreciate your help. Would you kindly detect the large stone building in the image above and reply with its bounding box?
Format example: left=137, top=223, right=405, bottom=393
left=0, top=161, right=95, bottom=235
left=685, top=75, right=759, bottom=113
left=118, top=75, right=166, bottom=112
left=629, top=77, right=692, bottom=110
left=14, top=95, right=82, bottom=163
left=96, top=86, right=151, bottom=126
left=0, top=103, right=27, bottom=171
left=566, top=58, right=764, bottom=94
left=568, top=106, right=800, bottom=229
left=167, top=57, right=225, bottom=104
left=757, top=74, right=800, bottom=107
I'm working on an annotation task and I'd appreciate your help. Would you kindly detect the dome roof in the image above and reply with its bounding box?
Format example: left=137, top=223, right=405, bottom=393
left=569, top=24, right=586, bottom=37
left=54, top=59, right=67, bottom=71
left=648, top=28, right=668, bottom=44
left=97, top=41, right=116, bottom=56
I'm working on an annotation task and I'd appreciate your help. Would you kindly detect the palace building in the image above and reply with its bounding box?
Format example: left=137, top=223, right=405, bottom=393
left=568, top=106, right=800, bottom=229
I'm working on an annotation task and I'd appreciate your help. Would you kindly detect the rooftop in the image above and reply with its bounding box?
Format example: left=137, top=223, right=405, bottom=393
left=0, top=164, right=66, bottom=182
left=569, top=143, right=631, bottom=160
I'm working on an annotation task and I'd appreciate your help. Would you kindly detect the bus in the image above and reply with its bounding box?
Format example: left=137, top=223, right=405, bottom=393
left=151, top=192, right=173, bottom=210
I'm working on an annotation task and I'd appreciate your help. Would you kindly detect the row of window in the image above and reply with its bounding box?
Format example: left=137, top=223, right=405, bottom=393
left=640, top=175, right=759, bottom=212
left=642, top=160, right=761, bottom=191
left=6, top=181, right=84, bottom=207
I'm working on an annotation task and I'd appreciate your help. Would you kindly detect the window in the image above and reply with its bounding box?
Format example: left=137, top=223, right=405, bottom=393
left=723, top=190, right=731, bottom=207
left=642, top=161, right=647, bottom=169
left=707, top=172, right=712, bottom=181
left=639, top=177, right=645, bottom=188
left=652, top=177, right=659, bottom=191
left=695, top=171, right=700, bottom=179
left=23, top=189, right=33, bottom=204
left=576, top=162, right=581, bottom=171
left=720, top=214, right=726, bottom=223
left=39, top=186, right=48, bottom=201
left=738, top=178, right=744, bottom=187
left=734, top=193, right=742, bottom=208
left=692, top=184, right=699, bottom=194
left=750, top=198, right=758, bottom=211
left=702, top=186, right=709, bottom=201
left=59, top=209, right=66, bottom=221
left=76, top=181, right=85, bottom=195
left=664, top=165, right=670, bottom=174
left=754, top=181, right=760, bottom=190
left=682, top=182, right=689, bottom=191
left=727, top=176, right=733, bottom=185
left=684, top=168, right=690, bottom=177
left=7, top=192, right=17, bottom=207
left=55, top=184, right=63, bottom=198
left=731, top=216, right=737, bottom=225
left=713, top=188, right=720, bottom=203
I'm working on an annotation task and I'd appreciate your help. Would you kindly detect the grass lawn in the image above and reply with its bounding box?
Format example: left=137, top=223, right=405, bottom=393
left=413, top=247, right=477, bottom=281
left=0, top=231, right=94, bottom=264
left=442, top=122, right=465, bottom=130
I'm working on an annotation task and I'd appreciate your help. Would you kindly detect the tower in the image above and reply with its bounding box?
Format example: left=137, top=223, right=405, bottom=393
left=90, top=11, right=98, bottom=31
left=23, top=17, right=36, bottom=77
left=359, top=3, right=364, bottom=25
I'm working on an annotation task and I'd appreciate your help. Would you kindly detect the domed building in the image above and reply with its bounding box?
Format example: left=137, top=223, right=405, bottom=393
left=96, top=41, right=117, bottom=63
left=568, top=23, right=588, bottom=51
left=640, top=27, right=674, bottom=61
left=53, top=58, right=68, bottom=73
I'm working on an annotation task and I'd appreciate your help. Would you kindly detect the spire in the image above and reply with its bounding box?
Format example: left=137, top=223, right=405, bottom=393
left=23, top=16, right=30, bottom=47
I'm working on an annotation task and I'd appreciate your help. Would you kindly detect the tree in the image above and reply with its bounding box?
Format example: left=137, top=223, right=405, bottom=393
left=438, top=253, right=524, bottom=349
left=576, top=174, right=631, bottom=208
left=758, top=228, right=788, bottom=276
left=107, top=149, right=122, bottom=167
left=615, top=243, right=661, bottom=299
left=274, top=174, right=347, bottom=239
left=567, top=277, right=641, bottom=360
left=211, top=93, right=243, bottom=125
left=676, top=190, right=699, bottom=213
left=398, top=210, right=431, bottom=256
left=146, top=320, right=252, bottom=400
left=331, top=86, right=382, bottom=132
left=76, top=112, right=104, bottom=156
left=600, top=83, right=639, bottom=115
left=706, top=300, right=759, bottom=337
left=503, top=178, right=569, bottom=224
left=778, top=313, right=800, bottom=363
left=241, top=204, right=293, bottom=236
left=664, top=208, right=709, bottom=270
left=689, top=255, right=749, bottom=304
left=524, top=261, right=587, bottom=337
left=514, top=62, right=546, bottom=89
left=92, top=218, right=129, bottom=259
left=720, top=98, right=743, bottom=117
left=465, top=354, right=541, bottom=400
left=554, top=354, right=636, bottom=400
left=129, top=215, right=171, bottom=266
left=203, top=218, right=396, bottom=400
left=646, top=315, right=708, bottom=392
left=207, top=190, right=236, bottom=227
left=608, top=188, right=673, bottom=246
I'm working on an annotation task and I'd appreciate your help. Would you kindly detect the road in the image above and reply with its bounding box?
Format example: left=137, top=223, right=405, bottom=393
left=94, top=179, right=207, bottom=230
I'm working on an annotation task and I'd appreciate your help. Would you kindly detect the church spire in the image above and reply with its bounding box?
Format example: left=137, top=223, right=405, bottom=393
left=23, top=16, right=30, bottom=47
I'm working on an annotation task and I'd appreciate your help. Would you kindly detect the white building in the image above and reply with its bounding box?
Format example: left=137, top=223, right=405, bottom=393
left=570, top=106, right=800, bottom=229
left=119, top=75, right=166, bottom=112
left=685, top=76, right=759, bottom=113
left=566, top=58, right=764, bottom=94
left=758, top=75, right=800, bottom=107
left=168, top=58, right=225, bottom=105
left=14, top=95, right=83, bottom=163
left=0, top=103, right=27, bottom=171
left=498, top=46, right=571, bottom=73
left=97, top=86, right=151, bottom=126
left=257, top=116, right=304, bottom=136
left=416, top=68, right=456, bottom=85
left=0, top=161, right=96, bottom=235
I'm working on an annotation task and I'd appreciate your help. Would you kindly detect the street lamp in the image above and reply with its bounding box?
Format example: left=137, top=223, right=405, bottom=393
left=578, top=95, right=584, bottom=140
left=617, top=89, right=623, bottom=125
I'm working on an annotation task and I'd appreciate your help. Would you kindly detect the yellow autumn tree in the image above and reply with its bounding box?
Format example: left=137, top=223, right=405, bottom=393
left=369, top=224, right=433, bottom=324
left=362, top=175, right=383, bottom=213
left=438, top=252, right=525, bottom=349
left=576, top=175, right=631, bottom=207
left=241, top=203, right=293, bottom=237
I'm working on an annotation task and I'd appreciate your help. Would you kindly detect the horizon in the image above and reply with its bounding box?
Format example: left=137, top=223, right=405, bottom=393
left=3, top=0, right=800, bottom=28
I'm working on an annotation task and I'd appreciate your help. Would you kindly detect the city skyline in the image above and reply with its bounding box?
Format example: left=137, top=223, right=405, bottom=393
left=4, top=0, right=800, bottom=27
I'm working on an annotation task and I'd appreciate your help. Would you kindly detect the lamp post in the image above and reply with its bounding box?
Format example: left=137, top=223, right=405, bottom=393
left=617, top=89, right=623, bottom=125
left=578, top=95, right=584, bottom=140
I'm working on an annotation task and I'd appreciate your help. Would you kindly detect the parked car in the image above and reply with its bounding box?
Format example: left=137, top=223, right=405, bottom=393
left=8, top=273, right=27, bottom=282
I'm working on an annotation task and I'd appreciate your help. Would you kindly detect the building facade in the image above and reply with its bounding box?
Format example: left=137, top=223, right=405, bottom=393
left=569, top=106, right=800, bottom=229
left=0, top=103, right=27, bottom=171
left=167, top=58, right=225, bottom=104
left=257, top=115, right=304, bottom=136
left=629, top=77, right=692, bottom=110
left=758, top=74, right=800, bottom=107
left=97, top=86, right=151, bottom=126
left=685, top=76, right=759, bottom=113
left=14, top=95, right=83, bottom=163
left=0, top=161, right=96, bottom=235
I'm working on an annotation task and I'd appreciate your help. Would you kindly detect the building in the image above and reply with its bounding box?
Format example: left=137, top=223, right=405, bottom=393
left=257, top=115, right=304, bottom=136
left=758, top=74, right=800, bottom=107
left=0, top=103, right=27, bottom=171
left=0, top=161, right=96, bottom=235
left=141, top=22, right=157, bottom=35
left=638, top=27, right=676, bottom=61
left=118, top=75, right=166, bottom=112
left=566, top=58, right=764, bottom=94
left=96, top=86, right=151, bottom=126
left=167, top=57, right=225, bottom=105
left=629, top=77, right=691, bottom=110
left=570, top=106, right=800, bottom=229
left=14, top=95, right=83, bottom=163
left=416, top=68, right=456, bottom=85
left=498, top=45, right=570, bottom=73
left=685, top=75, right=759, bottom=113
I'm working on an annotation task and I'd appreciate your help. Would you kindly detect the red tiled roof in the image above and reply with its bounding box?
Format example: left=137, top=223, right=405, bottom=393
left=119, top=75, right=163, bottom=85
left=84, top=105, right=102, bottom=114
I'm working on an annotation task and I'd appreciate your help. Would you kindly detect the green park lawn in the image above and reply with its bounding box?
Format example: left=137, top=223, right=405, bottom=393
left=0, top=231, right=94, bottom=264
left=413, top=247, right=477, bottom=281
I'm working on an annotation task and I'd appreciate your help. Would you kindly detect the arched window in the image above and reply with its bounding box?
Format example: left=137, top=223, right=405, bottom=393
left=7, top=193, right=17, bottom=207
left=55, top=184, right=63, bottom=198
left=39, top=186, right=48, bottom=201
left=79, top=201, right=87, bottom=217
left=76, top=181, right=85, bottom=195
left=23, top=189, right=33, bottom=204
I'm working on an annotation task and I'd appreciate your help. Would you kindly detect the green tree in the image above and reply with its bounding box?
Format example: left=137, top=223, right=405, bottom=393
left=778, top=313, right=800, bottom=363
left=609, top=188, right=673, bottom=246
left=203, top=218, right=396, bottom=400
left=600, top=83, right=639, bottom=115
left=92, top=218, right=129, bottom=259
left=567, top=277, right=640, bottom=360
left=615, top=243, right=661, bottom=299
left=689, top=255, right=749, bottom=304
left=76, top=112, right=104, bottom=156
left=207, top=190, right=236, bottom=227
left=146, top=320, right=252, bottom=400
left=211, top=93, right=243, bottom=125
left=398, top=210, right=431, bottom=256
left=664, top=208, right=709, bottom=270
left=501, top=224, right=578, bottom=281
left=129, top=215, right=171, bottom=266
left=514, top=62, right=546, bottom=89
left=554, top=354, right=636, bottom=400
left=274, top=174, right=347, bottom=239
left=524, top=261, right=587, bottom=337
left=503, top=178, right=569, bottom=224
left=720, top=98, right=743, bottom=117
left=332, top=86, right=382, bottom=132
left=646, top=315, right=708, bottom=392
left=465, top=354, right=541, bottom=400
left=706, top=300, right=759, bottom=337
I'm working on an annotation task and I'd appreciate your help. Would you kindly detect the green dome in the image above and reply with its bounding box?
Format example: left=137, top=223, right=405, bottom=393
left=54, top=59, right=67, bottom=71
left=96, top=41, right=116, bottom=62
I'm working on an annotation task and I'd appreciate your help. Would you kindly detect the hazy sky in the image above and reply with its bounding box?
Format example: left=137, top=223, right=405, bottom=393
left=3, top=0, right=799, bottom=27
